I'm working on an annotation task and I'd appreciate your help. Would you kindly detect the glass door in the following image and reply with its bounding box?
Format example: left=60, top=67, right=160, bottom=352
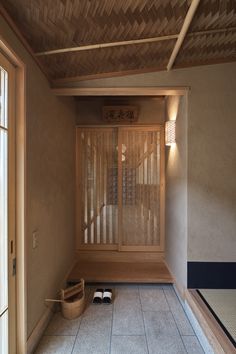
left=0, top=52, right=16, bottom=354
left=118, top=127, right=165, bottom=251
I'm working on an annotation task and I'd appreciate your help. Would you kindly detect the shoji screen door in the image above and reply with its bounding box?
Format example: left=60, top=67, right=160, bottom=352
left=76, top=126, right=164, bottom=252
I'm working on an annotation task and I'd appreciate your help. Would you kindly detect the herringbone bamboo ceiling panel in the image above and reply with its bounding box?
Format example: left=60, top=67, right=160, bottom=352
left=1, top=0, right=236, bottom=82
left=39, top=39, right=176, bottom=80
left=176, top=0, right=236, bottom=68
left=189, top=0, right=236, bottom=31
left=2, top=0, right=191, bottom=51
left=176, top=30, right=236, bottom=66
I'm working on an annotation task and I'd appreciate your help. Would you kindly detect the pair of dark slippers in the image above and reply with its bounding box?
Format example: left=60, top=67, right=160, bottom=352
left=93, top=288, right=113, bottom=304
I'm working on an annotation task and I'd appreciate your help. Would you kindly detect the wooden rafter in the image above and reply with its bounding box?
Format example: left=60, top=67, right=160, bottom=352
left=167, top=0, right=201, bottom=71
left=36, top=26, right=236, bottom=57
left=35, top=34, right=179, bottom=56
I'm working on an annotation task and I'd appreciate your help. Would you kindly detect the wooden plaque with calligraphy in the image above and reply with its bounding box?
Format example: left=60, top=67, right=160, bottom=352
left=102, top=106, right=138, bottom=123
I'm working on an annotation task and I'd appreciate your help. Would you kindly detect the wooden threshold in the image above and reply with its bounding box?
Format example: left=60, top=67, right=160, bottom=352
left=68, top=261, right=173, bottom=284
left=75, top=250, right=165, bottom=262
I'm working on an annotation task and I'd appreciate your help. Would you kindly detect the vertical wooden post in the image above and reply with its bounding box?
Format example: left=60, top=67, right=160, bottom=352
left=160, top=126, right=165, bottom=251
left=118, top=128, right=123, bottom=251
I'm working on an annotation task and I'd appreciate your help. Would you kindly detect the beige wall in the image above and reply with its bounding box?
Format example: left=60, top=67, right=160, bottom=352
left=76, top=97, right=165, bottom=125
left=70, top=62, right=236, bottom=265
left=0, top=16, right=77, bottom=336
left=165, top=96, right=188, bottom=290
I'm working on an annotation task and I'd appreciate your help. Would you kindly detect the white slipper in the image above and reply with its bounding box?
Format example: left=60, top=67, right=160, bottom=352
left=93, top=288, right=103, bottom=304
left=103, top=289, right=112, bottom=304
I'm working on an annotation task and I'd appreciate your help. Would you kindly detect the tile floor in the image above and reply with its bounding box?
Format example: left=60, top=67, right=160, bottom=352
left=34, top=284, right=205, bottom=354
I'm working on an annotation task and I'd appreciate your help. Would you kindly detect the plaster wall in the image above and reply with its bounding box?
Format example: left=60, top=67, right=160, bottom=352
left=165, top=96, right=188, bottom=290
left=0, top=15, right=77, bottom=336
left=76, top=97, right=165, bottom=125
left=70, top=62, right=236, bottom=263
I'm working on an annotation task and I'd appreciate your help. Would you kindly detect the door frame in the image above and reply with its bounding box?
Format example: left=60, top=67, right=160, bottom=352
left=76, top=125, right=165, bottom=252
left=0, top=48, right=16, bottom=354
left=0, top=38, right=26, bottom=354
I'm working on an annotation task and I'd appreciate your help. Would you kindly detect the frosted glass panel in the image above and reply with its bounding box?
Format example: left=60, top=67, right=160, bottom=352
left=0, top=65, right=8, bottom=354
left=0, top=113, right=8, bottom=316
left=0, top=67, right=8, bottom=128
left=0, top=310, right=8, bottom=354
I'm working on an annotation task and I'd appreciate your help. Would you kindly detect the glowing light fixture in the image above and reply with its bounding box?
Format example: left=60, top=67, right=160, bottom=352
left=165, top=120, right=176, bottom=146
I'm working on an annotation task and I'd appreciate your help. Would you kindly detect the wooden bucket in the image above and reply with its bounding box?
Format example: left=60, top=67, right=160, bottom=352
left=61, top=279, right=85, bottom=320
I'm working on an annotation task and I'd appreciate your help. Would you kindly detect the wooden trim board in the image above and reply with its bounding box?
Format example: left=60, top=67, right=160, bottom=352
left=185, top=290, right=236, bottom=354
left=78, top=245, right=118, bottom=251
left=52, top=87, right=189, bottom=97
left=68, top=261, right=173, bottom=284
left=76, top=250, right=164, bottom=263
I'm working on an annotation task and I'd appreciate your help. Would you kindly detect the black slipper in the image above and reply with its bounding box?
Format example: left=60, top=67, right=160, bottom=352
left=103, top=289, right=112, bottom=304
left=93, top=289, right=103, bottom=304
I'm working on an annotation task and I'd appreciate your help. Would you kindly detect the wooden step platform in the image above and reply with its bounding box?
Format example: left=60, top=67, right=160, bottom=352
left=68, top=261, right=173, bottom=283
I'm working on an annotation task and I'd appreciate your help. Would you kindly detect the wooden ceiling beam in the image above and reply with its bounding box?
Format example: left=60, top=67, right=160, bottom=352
left=35, top=34, right=178, bottom=56
left=51, top=87, right=189, bottom=97
left=167, top=0, right=201, bottom=71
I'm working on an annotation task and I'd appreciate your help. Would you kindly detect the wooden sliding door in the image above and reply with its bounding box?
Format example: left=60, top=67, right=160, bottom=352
left=76, top=126, right=164, bottom=252
left=118, top=127, right=164, bottom=251
left=76, top=128, right=118, bottom=250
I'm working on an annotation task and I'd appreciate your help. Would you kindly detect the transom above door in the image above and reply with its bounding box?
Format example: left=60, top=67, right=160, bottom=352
left=76, top=126, right=165, bottom=252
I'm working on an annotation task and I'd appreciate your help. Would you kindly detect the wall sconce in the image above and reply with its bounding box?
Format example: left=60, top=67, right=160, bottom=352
left=165, top=120, right=176, bottom=146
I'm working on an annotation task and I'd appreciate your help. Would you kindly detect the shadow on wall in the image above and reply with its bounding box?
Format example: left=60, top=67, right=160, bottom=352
left=165, top=95, right=188, bottom=294
left=166, top=96, right=180, bottom=121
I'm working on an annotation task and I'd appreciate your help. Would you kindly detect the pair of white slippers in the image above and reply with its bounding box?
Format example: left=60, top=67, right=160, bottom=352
left=93, top=288, right=113, bottom=304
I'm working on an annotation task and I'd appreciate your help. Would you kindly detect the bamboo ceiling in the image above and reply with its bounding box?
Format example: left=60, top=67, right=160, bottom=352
left=1, top=0, right=236, bottom=84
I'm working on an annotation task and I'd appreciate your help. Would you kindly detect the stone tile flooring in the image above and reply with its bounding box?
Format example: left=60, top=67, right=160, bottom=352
left=35, top=284, right=205, bottom=354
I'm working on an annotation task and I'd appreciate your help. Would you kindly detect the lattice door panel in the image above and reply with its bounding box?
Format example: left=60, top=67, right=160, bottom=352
left=76, top=126, right=164, bottom=251
left=76, top=128, right=118, bottom=248
left=119, top=127, right=164, bottom=251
